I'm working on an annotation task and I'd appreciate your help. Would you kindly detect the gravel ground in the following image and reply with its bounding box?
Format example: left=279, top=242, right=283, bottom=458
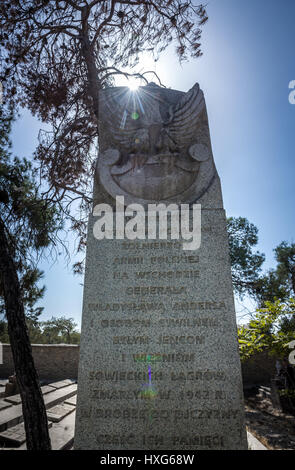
left=245, top=394, right=295, bottom=450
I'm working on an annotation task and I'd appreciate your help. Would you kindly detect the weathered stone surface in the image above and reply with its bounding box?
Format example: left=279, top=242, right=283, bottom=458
left=0, top=384, right=77, bottom=432
left=0, top=400, right=12, bottom=412
left=247, top=431, right=267, bottom=450
left=47, top=411, right=76, bottom=450
left=65, top=395, right=77, bottom=406
left=19, top=411, right=76, bottom=450
left=96, top=83, right=216, bottom=206
left=74, top=83, right=247, bottom=450
left=48, top=379, right=75, bottom=390
left=4, top=384, right=68, bottom=405
left=0, top=421, right=52, bottom=447
left=47, top=403, right=75, bottom=423
left=0, top=403, right=23, bottom=432
left=43, top=384, right=77, bottom=408
left=0, top=345, right=276, bottom=387
left=41, top=385, right=56, bottom=395
left=4, top=395, right=22, bottom=405
left=0, top=344, right=79, bottom=381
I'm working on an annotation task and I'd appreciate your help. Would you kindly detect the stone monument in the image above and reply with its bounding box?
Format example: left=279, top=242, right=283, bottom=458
left=74, top=82, right=248, bottom=449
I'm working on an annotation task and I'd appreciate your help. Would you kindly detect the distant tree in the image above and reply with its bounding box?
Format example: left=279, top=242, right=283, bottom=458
left=227, top=218, right=295, bottom=309
left=41, top=316, right=80, bottom=344
left=252, top=270, right=290, bottom=307
left=238, top=298, right=295, bottom=362
left=229, top=223, right=295, bottom=361
left=0, top=265, right=45, bottom=320
left=227, top=217, right=265, bottom=298
left=251, top=242, right=295, bottom=307
left=280, top=314, right=295, bottom=335
left=0, top=109, right=45, bottom=320
left=26, top=317, right=44, bottom=344
left=0, top=1, right=208, bottom=264
left=1, top=315, right=80, bottom=344
left=0, top=107, right=62, bottom=450
left=274, top=242, right=295, bottom=296
left=0, top=110, right=60, bottom=320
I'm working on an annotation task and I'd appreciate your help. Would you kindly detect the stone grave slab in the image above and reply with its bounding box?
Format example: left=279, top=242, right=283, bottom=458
left=48, top=379, right=75, bottom=390
left=0, top=421, right=52, bottom=447
left=0, top=403, right=23, bottom=432
left=19, top=411, right=76, bottom=450
left=4, top=395, right=22, bottom=405
left=0, top=384, right=77, bottom=432
left=49, top=411, right=76, bottom=450
left=41, top=385, right=56, bottom=395
left=47, top=403, right=75, bottom=423
left=4, top=384, right=60, bottom=405
left=43, top=384, right=77, bottom=408
left=0, top=400, right=12, bottom=412
left=65, top=395, right=77, bottom=406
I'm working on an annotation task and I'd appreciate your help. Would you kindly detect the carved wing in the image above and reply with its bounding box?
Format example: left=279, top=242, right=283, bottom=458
left=99, top=88, right=144, bottom=152
left=164, top=83, right=205, bottom=148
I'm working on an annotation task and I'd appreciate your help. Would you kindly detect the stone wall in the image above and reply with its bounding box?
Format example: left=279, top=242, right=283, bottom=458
left=0, top=343, right=276, bottom=385
left=0, top=344, right=79, bottom=381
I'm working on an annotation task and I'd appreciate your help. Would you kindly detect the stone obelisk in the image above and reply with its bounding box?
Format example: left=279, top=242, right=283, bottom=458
left=74, top=83, right=248, bottom=450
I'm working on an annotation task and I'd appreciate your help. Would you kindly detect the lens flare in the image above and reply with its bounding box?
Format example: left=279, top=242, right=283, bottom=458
left=131, top=111, right=139, bottom=120
left=128, top=79, right=139, bottom=91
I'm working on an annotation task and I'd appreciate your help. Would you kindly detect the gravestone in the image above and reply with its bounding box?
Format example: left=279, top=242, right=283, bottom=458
left=74, top=83, right=248, bottom=450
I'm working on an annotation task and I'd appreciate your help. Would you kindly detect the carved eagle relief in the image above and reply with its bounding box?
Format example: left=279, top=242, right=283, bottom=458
left=96, top=82, right=216, bottom=204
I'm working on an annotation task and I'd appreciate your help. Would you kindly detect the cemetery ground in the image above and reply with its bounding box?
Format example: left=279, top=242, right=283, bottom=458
left=1, top=376, right=295, bottom=450
left=0, top=378, right=77, bottom=450
left=245, top=388, right=295, bottom=450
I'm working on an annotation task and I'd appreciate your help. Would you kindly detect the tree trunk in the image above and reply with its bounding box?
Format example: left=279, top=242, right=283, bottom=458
left=0, top=217, right=51, bottom=450
left=81, top=6, right=100, bottom=120
left=291, top=266, right=295, bottom=297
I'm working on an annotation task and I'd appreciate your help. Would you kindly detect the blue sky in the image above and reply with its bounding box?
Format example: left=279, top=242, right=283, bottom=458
left=10, top=0, right=295, bottom=328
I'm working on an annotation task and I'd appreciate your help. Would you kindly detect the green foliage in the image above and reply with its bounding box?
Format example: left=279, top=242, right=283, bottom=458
left=238, top=298, right=295, bottom=362
left=253, top=270, right=290, bottom=307
left=25, top=317, right=43, bottom=344
left=0, top=106, right=63, bottom=319
left=0, top=315, right=80, bottom=344
left=278, top=389, right=295, bottom=398
left=0, top=153, right=62, bottom=250
left=0, top=1, right=208, bottom=255
left=0, top=319, right=9, bottom=343
left=227, top=217, right=265, bottom=298
left=274, top=242, right=295, bottom=296
left=251, top=242, right=295, bottom=307
left=40, top=316, right=80, bottom=344
left=226, top=218, right=295, bottom=308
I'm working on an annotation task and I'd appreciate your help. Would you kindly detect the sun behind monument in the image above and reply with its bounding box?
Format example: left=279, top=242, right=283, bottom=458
left=128, top=78, right=139, bottom=91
